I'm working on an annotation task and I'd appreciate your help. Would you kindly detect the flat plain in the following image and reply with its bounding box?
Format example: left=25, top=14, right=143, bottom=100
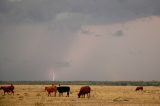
left=0, top=85, right=160, bottom=106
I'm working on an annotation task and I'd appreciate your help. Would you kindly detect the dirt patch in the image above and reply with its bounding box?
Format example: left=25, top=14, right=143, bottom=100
left=113, top=97, right=129, bottom=102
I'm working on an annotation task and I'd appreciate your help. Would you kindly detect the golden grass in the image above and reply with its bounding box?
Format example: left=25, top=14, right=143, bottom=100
left=0, top=85, right=160, bottom=106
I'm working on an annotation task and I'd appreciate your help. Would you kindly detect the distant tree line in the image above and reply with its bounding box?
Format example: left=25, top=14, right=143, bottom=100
left=0, top=81, right=160, bottom=86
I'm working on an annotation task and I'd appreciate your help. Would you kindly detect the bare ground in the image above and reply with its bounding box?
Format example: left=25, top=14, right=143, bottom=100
left=0, top=85, right=160, bottom=106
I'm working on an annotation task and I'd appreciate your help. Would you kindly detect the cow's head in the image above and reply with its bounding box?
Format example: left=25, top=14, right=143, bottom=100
left=45, top=87, right=48, bottom=91
left=78, top=92, right=81, bottom=98
left=0, top=86, right=2, bottom=90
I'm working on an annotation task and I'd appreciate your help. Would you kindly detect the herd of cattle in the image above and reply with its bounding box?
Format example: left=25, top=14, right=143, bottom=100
left=0, top=84, right=91, bottom=98
left=0, top=84, right=144, bottom=98
left=44, top=84, right=91, bottom=98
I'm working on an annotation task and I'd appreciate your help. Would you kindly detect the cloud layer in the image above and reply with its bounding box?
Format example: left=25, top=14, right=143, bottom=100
left=0, top=0, right=160, bottom=81
left=1, top=0, right=160, bottom=25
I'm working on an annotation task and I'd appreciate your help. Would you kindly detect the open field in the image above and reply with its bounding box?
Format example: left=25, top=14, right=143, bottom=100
left=0, top=85, right=160, bottom=106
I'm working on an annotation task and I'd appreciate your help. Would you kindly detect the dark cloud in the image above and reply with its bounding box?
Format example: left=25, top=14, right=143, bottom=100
left=0, top=0, right=160, bottom=81
left=0, top=0, right=160, bottom=25
left=0, top=0, right=66, bottom=24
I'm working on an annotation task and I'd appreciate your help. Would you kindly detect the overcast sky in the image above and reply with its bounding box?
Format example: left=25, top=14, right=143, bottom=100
left=0, top=0, right=160, bottom=81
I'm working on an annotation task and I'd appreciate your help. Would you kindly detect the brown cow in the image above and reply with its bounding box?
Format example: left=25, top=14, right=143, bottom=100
left=44, top=84, right=56, bottom=91
left=0, top=84, right=14, bottom=95
left=135, top=86, right=143, bottom=91
left=78, top=86, right=91, bottom=98
left=45, top=86, right=49, bottom=91
left=45, top=85, right=57, bottom=96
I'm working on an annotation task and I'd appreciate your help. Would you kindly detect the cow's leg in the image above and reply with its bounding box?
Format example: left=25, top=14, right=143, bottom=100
left=9, top=90, right=13, bottom=95
left=48, top=92, right=50, bottom=96
left=54, top=91, right=57, bottom=97
left=7, top=91, right=10, bottom=95
left=11, top=90, right=14, bottom=95
left=59, top=92, right=63, bottom=97
left=3, top=91, right=6, bottom=95
left=81, top=94, right=84, bottom=98
left=67, top=92, right=69, bottom=97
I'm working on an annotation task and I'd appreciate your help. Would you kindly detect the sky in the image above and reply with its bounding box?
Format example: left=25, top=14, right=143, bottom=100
left=0, top=0, right=160, bottom=81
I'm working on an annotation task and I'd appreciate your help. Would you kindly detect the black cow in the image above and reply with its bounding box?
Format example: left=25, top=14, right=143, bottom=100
left=57, top=86, right=70, bottom=97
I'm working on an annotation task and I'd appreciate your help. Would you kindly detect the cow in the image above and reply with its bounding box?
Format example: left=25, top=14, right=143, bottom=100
left=57, top=86, right=70, bottom=97
left=45, top=86, right=48, bottom=91
left=135, top=86, right=143, bottom=91
left=0, top=84, right=14, bottom=95
left=45, top=85, right=57, bottom=96
left=78, top=86, right=91, bottom=98
left=44, top=84, right=56, bottom=91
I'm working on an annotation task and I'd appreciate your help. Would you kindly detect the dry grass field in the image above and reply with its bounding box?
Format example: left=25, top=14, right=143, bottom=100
left=0, top=85, right=160, bottom=106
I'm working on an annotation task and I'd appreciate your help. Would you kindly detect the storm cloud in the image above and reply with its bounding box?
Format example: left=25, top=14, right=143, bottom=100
left=0, top=0, right=160, bottom=81
left=1, top=0, right=160, bottom=25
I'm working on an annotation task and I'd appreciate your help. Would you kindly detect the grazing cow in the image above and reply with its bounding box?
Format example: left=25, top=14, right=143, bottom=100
left=78, top=86, right=91, bottom=98
left=45, top=86, right=57, bottom=96
left=0, top=84, right=14, bottom=95
left=57, top=86, right=70, bottom=97
left=45, top=86, right=48, bottom=91
left=135, top=86, right=143, bottom=91
left=45, top=84, right=56, bottom=91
